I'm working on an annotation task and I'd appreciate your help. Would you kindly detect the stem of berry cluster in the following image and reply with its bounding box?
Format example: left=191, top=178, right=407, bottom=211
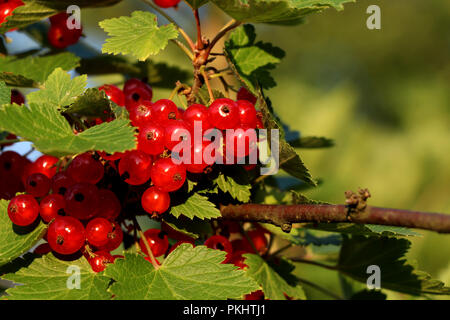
left=220, top=203, right=450, bottom=234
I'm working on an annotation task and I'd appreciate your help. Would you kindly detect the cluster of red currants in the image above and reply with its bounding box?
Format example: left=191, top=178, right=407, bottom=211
left=47, top=12, right=83, bottom=49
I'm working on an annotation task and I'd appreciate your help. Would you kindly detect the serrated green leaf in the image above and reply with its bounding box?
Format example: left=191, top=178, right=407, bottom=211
left=244, top=253, right=306, bottom=299
left=2, top=253, right=111, bottom=300
left=225, top=24, right=284, bottom=91
left=64, top=88, right=113, bottom=118
left=0, top=200, right=47, bottom=267
left=0, top=53, right=80, bottom=87
left=0, top=81, right=9, bottom=105
left=303, top=223, right=421, bottom=238
left=195, top=87, right=224, bottom=106
left=289, top=136, right=335, bottom=148
left=99, top=11, right=179, bottom=61
left=214, top=172, right=252, bottom=203
left=183, top=0, right=210, bottom=9
left=337, top=236, right=450, bottom=296
left=0, top=72, right=36, bottom=88
left=105, top=246, right=259, bottom=299
left=0, top=0, right=122, bottom=34
left=170, top=193, right=221, bottom=220
left=212, top=0, right=355, bottom=25
left=163, top=215, right=213, bottom=240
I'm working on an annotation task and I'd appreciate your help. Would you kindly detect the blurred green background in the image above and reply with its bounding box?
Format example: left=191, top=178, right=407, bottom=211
left=14, top=0, right=449, bottom=299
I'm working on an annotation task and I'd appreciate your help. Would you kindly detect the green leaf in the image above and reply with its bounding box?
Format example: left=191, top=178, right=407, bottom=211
left=244, top=253, right=306, bottom=299
left=303, top=223, right=421, bottom=238
left=195, top=87, right=225, bottom=106
left=337, top=236, right=450, bottom=296
left=183, top=0, right=210, bottom=9
left=64, top=88, right=113, bottom=118
left=0, top=53, right=80, bottom=87
left=2, top=253, right=111, bottom=300
left=290, top=190, right=329, bottom=205
left=0, top=0, right=122, bottom=34
left=212, top=0, right=355, bottom=25
left=169, top=193, right=221, bottom=220
left=225, top=24, right=285, bottom=91
left=99, top=11, right=179, bottom=61
left=214, top=171, right=252, bottom=203
left=162, top=215, right=213, bottom=240
left=0, top=200, right=47, bottom=267
left=289, top=136, right=335, bottom=149
left=105, top=245, right=259, bottom=299
left=0, top=81, right=9, bottom=105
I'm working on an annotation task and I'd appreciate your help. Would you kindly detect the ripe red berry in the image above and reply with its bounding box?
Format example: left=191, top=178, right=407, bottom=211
left=39, top=194, right=65, bottom=223
left=141, top=187, right=170, bottom=215
left=99, top=84, right=125, bottom=107
left=10, top=89, right=25, bottom=105
left=247, top=229, right=269, bottom=254
left=64, top=183, right=100, bottom=220
left=185, top=140, right=212, bottom=174
left=124, top=79, right=153, bottom=108
left=22, top=155, right=59, bottom=185
left=47, top=216, right=86, bottom=255
left=47, top=24, right=82, bottom=49
left=67, top=153, right=104, bottom=185
left=208, top=98, right=240, bottom=130
left=86, top=218, right=113, bottom=247
left=183, top=104, right=212, bottom=131
left=96, top=222, right=123, bottom=252
left=151, top=99, right=178, bottom=124
left=51, top=171, right=75, bottom=196
left=153, top=0, right=180, bottom=9
left=228, top=250, right=248, bottom=269
left=137, top=122, right=165, bottom=155
left=128, top=100, right=153, bottom=127
left=237, top=87, right=257, bottom=105
left=88, top=251, right=115, bottom=273
left=118, top=150, right=152, bottom=185
left=139, top=229, right=169, bottom=257
left=7, top=194, right=39, bottom=226
left=224, top=127, right=258, bottom=160
left=25, top=172, right=51, bottom=197
left=204, top=235, right=233, bottom=263
left=34, top=243, right=52, bottom=255
left=150, top=158, right=186, bottom=192
left=164, top=120, right=190, bottom=151
left=237, top=100, right=258, bottom=128
left=96, top=189, right=121, bottom=221
left=0, top=0, right=24, bottom=28
left=0, top=150, right=27, bottom=176
left=245, top=290, right=265, bottom=300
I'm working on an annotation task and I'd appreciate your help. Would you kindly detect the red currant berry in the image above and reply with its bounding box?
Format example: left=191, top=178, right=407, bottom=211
left=185, top=140, right=211, bottom=174
left=247, top=229, right=269, bottom=254
left=124, top=79, right=153, bottom=108
left=137, top=122, right=165, bottom=155
left=0, top=0, right=24, bottom=28
left=237, top=100, right=258, bottom=128
left=99, top=84, right=125, bottom=107
left=86, top=218, right=113, bottom=247
left=139, top=229, right=169, bottom=257
left=151, top=99, right=178, bottom=124
left=228, top=250, right=248, bottom=269
left=124, top=78, right=152, bottom=96
left=176, top=107, right=184, bottom=119
left=64, top=183, right=100, bottom=220
left=245, top=290, right=265, bottom=300
left=49, top=12, right=67, bottom=25
left=23, top=155, right=59, bottom=184
left=51, top=171, right=75, bottom=196
left=88, top=251, right=115, bottom=273
left=47, top=24, right=82, bottom=49
left=118, top=150, right=152, bottom=185
left=208, top=98, right=240, bottom=130
left=164, top=120, right=190, bottom=151
left=224, top=127, right=258, bottom=160
left=204, top=235, right=233, bottom=263
left=11, top=89, right=25, bottom=105
left=96, top=189, right=121, bottom=221
left=141, top=187, right=170, bottom=215
left=0, top=150, right=27, bottom=176
left=183, top=104, right=212, bottom=131
left=128, top=100, right=153, bottom=127
left=150, top=158, right=186, bottom=192
left=96, top=222, right=123, bottom=252
left=25, top=172, right=51, bottom=197
left=39, top=194, right=65, bottom=223
left=34, top=243, right=52, bottom=255
left=153, top=0, right=180, bottom=9
left=47, top=216, right=86, bottom=255
left=67, top=153, right=104, bottom=185
left=237, top=87, right=257, bottom=105
left=98, top=151, right=125, bottom=162
left=7, top=194, right=39, bottom=226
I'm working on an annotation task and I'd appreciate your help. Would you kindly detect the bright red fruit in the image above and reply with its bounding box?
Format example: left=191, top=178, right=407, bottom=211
left=118, top=150, right=152, bottom=185
left=25, top=173, right=51, bottom=197
left=150, top=158, right=186, bottom=192
left=153, top=0, right=180, bottom=9
left=86, top=218, right=113, bottom=247
left=208, top=98, right=240, bottom=130
left=39, top=194, right=65, bottom=223
left=96, top=222, right=123, bottom=252
left=96, top=189, right=121, bottom=221
left=48, top=12, right=82, bottom=49
left=51, top=171, right=75, bottom=196
left=124, top=79, right=153, bottom=108
left=141, top=187, right=170, bottom=215
left=34, top=243, right=52, bottom=255
left=0, top=0, right=24, bottom=28
left=0, top=151, right=27, bottom=176
left=164, top=120, right=190, bottom=151
left=228, top=250, right=248, bottom=269
left=139, top=229, right=169, bottom=257
left=183, top=104, right=212, bottom=131
left=47, top=216, right=86, bottom=255
left=237, top=100, right=258, bottom=128
left=89, top=251, right=115, bottom=272
left=237, top=87, right=257, bottom=105
left=22, top=155, right=59, bottom=185
left=137, top=122, right=165, bottom=155
left=67, top=153, right=104, bottom=185
left=151, top=99, right=178, bottom=124
left=128, top=100, right=153, bottom=126
left=7, top=194, right=39, bottom=226
left=185, top=140, right=211, bottom=174
left=99, top=84, right=125, bottom=107
left=10, top=89, right=25, bottom=105
left=64, top=183, right=100, bottom=220
left=204, top=235, right=233, bottom=263
left=245, top=290, right=265, bottom=300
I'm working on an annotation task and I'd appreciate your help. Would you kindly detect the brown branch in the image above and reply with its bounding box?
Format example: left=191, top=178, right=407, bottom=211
left=205, top=20, right=242, bottom=59
left=220, top=204, right=450, bottom=234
